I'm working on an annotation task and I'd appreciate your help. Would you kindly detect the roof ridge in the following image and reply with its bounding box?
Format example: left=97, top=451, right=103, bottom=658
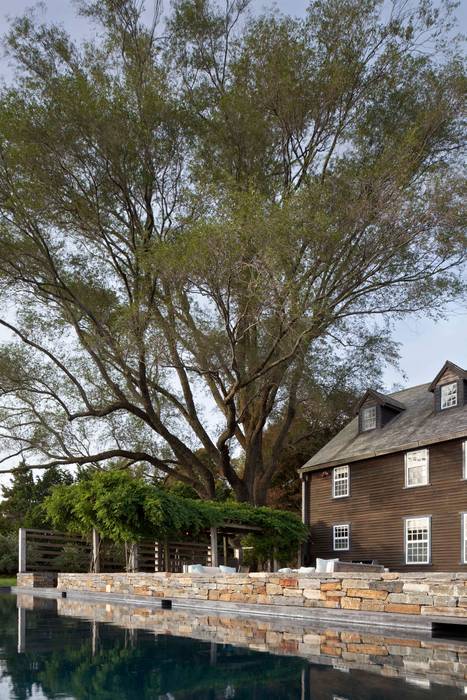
left=388, top=382, right=430, bottom=396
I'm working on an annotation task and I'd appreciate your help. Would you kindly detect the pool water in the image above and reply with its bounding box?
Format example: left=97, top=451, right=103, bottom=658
left=0, top=593, right=465, bottom=699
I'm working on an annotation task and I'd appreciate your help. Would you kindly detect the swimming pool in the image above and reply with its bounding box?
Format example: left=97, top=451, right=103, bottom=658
left=1, top=593, right=466, bottom=698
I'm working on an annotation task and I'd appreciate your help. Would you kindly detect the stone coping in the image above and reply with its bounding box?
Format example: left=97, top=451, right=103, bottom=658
left=12, top=586, right=435, bottom=631
left=55, top=570, right=467, bottom=580
left=18, top=570, right=464, bottom=623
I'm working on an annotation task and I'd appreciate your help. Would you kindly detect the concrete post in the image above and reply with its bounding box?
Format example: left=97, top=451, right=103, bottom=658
left=92, top=529, right=100, bottom=573
left=18, top=528, right=27, bottom=574
left=210, top=527, right=218, bottom=567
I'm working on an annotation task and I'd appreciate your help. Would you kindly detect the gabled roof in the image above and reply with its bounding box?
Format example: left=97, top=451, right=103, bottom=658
left=300, top=380, right=467, bottom=473
left=354, top=388, right=406, bottom=415
left=428, top=360, right=467, bottom=392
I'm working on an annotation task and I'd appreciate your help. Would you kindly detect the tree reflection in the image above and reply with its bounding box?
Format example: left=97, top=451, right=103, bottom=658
left=0, top=595, right=304, bottom=700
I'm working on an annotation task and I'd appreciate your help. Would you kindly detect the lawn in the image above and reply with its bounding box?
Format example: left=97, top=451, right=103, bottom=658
left=0, top=577, right=16, bottom=587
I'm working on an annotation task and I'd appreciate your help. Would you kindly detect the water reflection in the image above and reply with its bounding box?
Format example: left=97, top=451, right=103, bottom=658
left=0, top=593, right=466, bottom=699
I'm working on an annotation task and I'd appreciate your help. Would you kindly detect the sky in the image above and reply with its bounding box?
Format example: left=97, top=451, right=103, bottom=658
left=0, top=0, right=465, bottom=489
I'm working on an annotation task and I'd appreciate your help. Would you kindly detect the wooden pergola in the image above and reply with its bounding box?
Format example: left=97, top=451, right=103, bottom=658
left=208, top=522, right=263, bottom=567
left=18, top=521, right=271, bottom=576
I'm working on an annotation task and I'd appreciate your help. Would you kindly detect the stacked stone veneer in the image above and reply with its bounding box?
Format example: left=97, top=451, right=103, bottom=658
left=17, top=572, right=57, bottom=588
left=17, top=596, right=467, bottom=689
left=49, top=571, right=467, bottom=619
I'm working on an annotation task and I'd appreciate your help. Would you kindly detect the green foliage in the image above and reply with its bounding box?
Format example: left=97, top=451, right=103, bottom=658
left=0, top=532, right=18, bottom=575
left=52, top=544, right=90, bottom=573
left=43, top=470, right=308, bottom=560
left=0, top=465, right=74, bottom=533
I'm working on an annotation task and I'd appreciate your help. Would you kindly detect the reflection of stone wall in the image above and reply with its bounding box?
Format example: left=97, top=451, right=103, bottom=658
left=56, top=598, right=467, bottom=690
left=53, top=571, right=467, bottom=619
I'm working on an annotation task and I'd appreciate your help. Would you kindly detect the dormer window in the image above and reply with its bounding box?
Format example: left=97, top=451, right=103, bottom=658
left=440, top=382, right=458, bottom=410
left=355, top=389, right=405, bottom=434
left=361, top=406, right=376, bottom=431
left=429, top=361, right=466, bottom=413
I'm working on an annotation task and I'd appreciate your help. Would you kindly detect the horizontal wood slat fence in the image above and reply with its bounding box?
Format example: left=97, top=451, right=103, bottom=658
left=18, top=528, right=220, bottom=575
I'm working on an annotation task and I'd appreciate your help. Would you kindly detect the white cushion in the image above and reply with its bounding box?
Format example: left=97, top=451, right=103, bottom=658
left=298, top=566, right=316, bottom=574
left=219, top=565, right=237, bottom=574
left=187, top=564, right=205, bottom=574
left=316, top=558, right=339, bottom=573
left=277, top=567, right=294, bottom=573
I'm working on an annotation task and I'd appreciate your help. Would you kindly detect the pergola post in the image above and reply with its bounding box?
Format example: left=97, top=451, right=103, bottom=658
left=164, top=540, right=170, bottom=572
left=129, top=543, right=139, bottom=572
left=272, top=548, right=279, bottom=572
left=210, top=527, right=218, bottom=567
left=92, top=529, right=100, bottom=573
left=223, top=535, right=228, bottom=565
left=18, top=528, right=27, bottom=574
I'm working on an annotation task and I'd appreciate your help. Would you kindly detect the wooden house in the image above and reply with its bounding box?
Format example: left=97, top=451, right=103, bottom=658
left=300, top=361, right=467, bottom=571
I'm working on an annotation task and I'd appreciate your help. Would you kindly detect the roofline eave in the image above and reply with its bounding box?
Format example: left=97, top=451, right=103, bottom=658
left=298, top=427, right=467, bottom=474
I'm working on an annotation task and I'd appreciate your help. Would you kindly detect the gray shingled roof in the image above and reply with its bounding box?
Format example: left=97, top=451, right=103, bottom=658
left=300, top=382, right=467, bottom=473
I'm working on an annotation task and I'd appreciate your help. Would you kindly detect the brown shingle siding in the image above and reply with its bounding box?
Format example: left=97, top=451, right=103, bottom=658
left=307, top=439, right=467, bottom=571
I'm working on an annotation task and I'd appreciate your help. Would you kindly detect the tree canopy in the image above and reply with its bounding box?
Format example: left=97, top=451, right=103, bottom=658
left=0, top=464, right=73, bottom=532
left=0, top=0, right=465, bottom=503
left=43, top=469, right=308, bottom=560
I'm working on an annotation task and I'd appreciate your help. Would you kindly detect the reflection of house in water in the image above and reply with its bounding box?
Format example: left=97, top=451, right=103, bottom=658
left=15, top=594, right=467, bottom=698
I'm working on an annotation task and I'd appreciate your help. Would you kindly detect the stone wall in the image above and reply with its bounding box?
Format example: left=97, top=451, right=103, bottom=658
left=51, top=571, right=467, bottom=619
left=47, top=598, right=467, bottom=690
left=17, top=572, right=57, bottom=588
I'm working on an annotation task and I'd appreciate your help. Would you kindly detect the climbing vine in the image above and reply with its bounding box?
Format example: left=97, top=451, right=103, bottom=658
left=43, top=470, right=308, bottom=561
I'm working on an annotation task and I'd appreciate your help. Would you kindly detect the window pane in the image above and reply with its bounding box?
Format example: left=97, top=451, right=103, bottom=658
left=361, top=406, right=376, bottom=431
left=441, top=382, right=457, bottom=409
left=405, top=449, right=428, bottom=487
left=463, top=514, right=467, bottom=564
left=463, top=441, right=467, bottom=480
left=405, top=517, right=430, bottom=564
left=333, top=524, right=349, bottom=551
left=333, top=465, right=349, bottom=498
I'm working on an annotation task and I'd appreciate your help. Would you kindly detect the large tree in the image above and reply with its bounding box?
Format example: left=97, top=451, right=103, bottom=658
left=0, top=0, right=465, bottom=504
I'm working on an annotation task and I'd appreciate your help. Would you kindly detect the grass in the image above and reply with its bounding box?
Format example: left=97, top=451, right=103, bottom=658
left=0, top=577, right=16, bottom=587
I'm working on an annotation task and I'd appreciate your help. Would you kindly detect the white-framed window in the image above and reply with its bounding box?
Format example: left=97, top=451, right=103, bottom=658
left=463, top=441, right=467, bottom=480
left=333, top=523, right=350, bottom=551
left=361, top=406, right=377, bottom=431
left=462, top=513, right=467, bottom=565
left=441, top=382, right=458, bottom=409
left=405, top=516, right=431, bottom=565
left=332, top=465, right=349, bottom=498
left=405, top=449, right=429, bottom=488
